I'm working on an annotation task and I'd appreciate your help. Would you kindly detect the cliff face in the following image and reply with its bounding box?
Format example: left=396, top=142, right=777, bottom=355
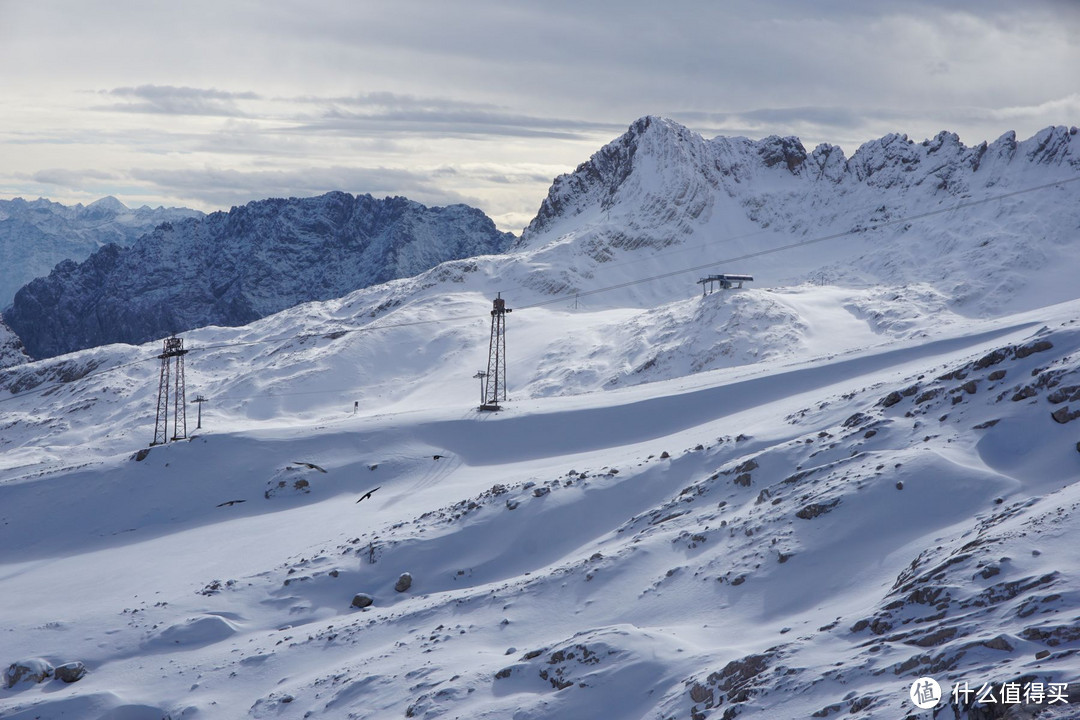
left=5, top=192, right=514, bottom=359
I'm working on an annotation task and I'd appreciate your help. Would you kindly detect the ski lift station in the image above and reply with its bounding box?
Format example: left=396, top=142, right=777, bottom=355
left=697, top=273, right=754, bottom=295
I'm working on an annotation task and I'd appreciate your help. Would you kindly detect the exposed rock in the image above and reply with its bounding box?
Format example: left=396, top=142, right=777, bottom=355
left=796, top=499, right=841, bottom=519
left=1050, top=406, right=1080, bottom=424
left=881, top=391, right=903, bottom=408
left=988, top=369, right=1007, bottom=381
left=870, top=618, right=893, bottom=635
left=911, top=626, right=959, bottom=647
left=734, top=458, right=759, bottom=474
left=1047, top=385, right=1080, bottom=404
left=689, top=682, right=714, bottom=705
left=5, top=658, right=53, bottom=687
left=395, top=573, right=413, bottom=593
left=704, top=652, right=771, bottom=702
left=1021, top=624, right=1080, bottom=647
left=842, top=412, right=870, bottom=428
left=975, top=348, right=1011, bottom=369
left=1015, top=340, right=1053, bottom=359
left=1011, top=386, right=1037, bottom=402
left=264, top=467, right=315, bottom=499
left=351, top=593, right=374, bottom=609
left=915, top=389, right=941, bottom=404
left=981, top=636, right=1013, bottom=652
left=54, top=661, right=87, bottom=683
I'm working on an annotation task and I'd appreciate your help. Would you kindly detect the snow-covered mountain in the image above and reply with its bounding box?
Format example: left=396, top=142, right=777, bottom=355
left=0, top=196, right=203, bottom=308
left=516, top=117, right=1080, bottom=315
left=4, top=192, right=515, bottom=359
left=1, top=118, right=1079, bottom=719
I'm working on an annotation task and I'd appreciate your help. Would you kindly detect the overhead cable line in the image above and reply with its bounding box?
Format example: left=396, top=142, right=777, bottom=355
left=519, top=175, right=1080, bottom=310
left=1, top=175, right=1076, bottom=406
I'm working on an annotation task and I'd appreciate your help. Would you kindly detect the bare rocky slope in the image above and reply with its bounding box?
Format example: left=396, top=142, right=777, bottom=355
left=4, top=192, right=514, bottom=359
left=0, top=195, right=202, bottom=308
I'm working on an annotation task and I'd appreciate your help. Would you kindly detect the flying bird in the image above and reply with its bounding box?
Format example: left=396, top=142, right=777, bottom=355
left=216, top=499, right=247, bottom=507
left=292, top=461, right=327, bottom=473
left=356, top=486, right=381, bottom=503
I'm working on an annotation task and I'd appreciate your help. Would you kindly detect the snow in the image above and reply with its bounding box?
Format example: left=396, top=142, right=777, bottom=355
left=1, top=119, right=1079, bottom=718
left=2, top=287, right=1077, bottom=718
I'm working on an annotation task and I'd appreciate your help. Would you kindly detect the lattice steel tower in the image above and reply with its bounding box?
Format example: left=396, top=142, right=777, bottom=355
left=480, top=293, right=511, bottom=410
left=152, top=335, right=189, bottom=445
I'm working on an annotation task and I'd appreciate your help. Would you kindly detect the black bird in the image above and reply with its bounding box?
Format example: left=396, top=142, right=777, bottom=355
left=293, top=461, right=327, bottom=473
left=433, top=454, right=444, bottom=460
left=356, top=486, right=381, bottom=503
left=216, top=499, right=246, bottom=507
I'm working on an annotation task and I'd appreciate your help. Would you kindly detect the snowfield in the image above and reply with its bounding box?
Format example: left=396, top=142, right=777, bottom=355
left=1, top=118, right=1079, bottom=719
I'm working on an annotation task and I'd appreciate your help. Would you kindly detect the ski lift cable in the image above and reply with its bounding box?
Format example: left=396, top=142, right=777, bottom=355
left=1, top=175, right=1076, bottom=406
left=518, top=175, right=1080, bottom=310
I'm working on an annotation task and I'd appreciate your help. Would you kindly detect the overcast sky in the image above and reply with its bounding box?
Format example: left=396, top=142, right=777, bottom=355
left=1, top=0, right=1077, bottom=232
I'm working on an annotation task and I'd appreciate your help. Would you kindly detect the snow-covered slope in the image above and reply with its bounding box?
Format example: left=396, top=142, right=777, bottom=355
left=1, top=283, right=1078, bottom=719
left=1, top=118, right=1079, bottom=719
left=0, top=196, right=202, bottom=308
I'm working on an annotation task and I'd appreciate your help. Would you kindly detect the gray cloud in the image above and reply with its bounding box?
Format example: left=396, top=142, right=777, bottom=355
left=2, top=0, right=1078, bottom=231
left=30, top=168, right=120, bottom=187
left=96, top=85, right=261, bottom=117
left=287, top=91, right=623, bottom=140
left=128, top=165, right=481, bottom=210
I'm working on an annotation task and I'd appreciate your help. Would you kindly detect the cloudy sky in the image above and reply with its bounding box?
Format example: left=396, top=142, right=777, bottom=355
left=1, top=0, right=1077, bottom=232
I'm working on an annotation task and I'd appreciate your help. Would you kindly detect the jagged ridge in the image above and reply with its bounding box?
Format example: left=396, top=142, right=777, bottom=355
left=5, top=192, right=515, bottom=359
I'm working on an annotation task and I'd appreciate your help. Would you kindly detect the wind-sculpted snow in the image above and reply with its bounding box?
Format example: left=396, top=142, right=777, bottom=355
left=2, top=291, right=1079, bottom=718
left=5, top=192, right=514, bottom=359
left=0, top=196, right=202, bottom=307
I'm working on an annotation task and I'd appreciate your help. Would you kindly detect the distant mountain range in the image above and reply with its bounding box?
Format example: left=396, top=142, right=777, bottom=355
left=4, top=192, right=514, bottom=359
left=3, top=118, right=1077, bottom=365
left=0, top=196, right=203, bottom=308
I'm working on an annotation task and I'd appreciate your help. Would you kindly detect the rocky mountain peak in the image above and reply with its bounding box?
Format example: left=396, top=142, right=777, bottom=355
left=4, top=192, right=515, bottom=359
